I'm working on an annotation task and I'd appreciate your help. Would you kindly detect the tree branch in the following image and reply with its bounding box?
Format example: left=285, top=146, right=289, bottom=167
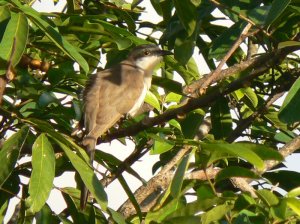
left=104, top=46, right=298, bottom=142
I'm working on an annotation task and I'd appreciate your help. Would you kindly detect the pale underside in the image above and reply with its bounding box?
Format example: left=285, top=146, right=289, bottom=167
left=82, top=60, right=151, bottom=150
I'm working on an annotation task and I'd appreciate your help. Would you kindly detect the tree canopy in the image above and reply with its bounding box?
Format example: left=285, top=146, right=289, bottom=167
left=1, top=0, right=300, bottom=223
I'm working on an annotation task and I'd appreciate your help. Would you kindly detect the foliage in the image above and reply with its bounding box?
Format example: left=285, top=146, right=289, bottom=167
left=0, top=0, right=300, bottom=223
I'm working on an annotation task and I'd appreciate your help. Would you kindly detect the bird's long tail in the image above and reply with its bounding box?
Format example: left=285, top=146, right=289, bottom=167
left=80, top=140, right=95, bottom=210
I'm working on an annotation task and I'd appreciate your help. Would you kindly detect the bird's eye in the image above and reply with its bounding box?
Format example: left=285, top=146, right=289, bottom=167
left=144, top=50, right=150, bottom=56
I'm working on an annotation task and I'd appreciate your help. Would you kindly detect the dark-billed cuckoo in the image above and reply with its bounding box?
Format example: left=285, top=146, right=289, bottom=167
left=80, top=44, right=172, bottom=209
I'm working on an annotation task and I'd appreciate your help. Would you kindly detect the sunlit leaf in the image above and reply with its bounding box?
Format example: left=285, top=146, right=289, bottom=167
left=201, top=142, right=265, bottom=171
left=173, top=0, right=197, bottom=37
left=54, top=140, right=107, bottom=210
left=256, top=189, right=279, bottom=207
left=27, top=134, right=55, bottom=213
left=279, top=76, right=300, bottom=124
left=145, top=91, right=160, bottom=111
left=0, top=126, right=29, bottom=187
left=0, top=11, right=28, bottom=75
left=10, top=0, right=89, bottom=73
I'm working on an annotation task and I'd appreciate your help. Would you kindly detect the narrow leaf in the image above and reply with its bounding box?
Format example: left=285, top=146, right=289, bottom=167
left=201, top=142, right=265, bottom=171
left=27, top=134, right=55, bottom=213
left=173, top=0, right=197, bottom=36
left=265, top=0, right=291, bottom=27
left=201, top=204, right=233, bottom=224
left=211, top=96, right=232, bottom=139
left=279, top=76, right=300, bottom=124
left=54, top=140, right=108, bottom=210
left=256, top=189, right=279, bottom=207
left=0, top=126, right=29, bottom=187
left=10, top=0, right=89, bottom=73
left=286, top=198, right=300, bottom=216
left=0, top=12, right=28, bottom=75
left=215, top=166, right=259, bottom=183
left=170, top=153, right=191, bottom=198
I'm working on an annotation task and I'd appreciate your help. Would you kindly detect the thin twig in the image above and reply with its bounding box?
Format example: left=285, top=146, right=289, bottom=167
left=194, top=23, right=253, bottom=96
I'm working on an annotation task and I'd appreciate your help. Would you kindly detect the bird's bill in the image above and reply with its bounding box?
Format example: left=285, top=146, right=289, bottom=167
left=158, top=49, right=173, bottom=56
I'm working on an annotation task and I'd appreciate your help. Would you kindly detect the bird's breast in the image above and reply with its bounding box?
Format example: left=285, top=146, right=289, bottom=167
left=128, top=76, right=152, bottom=116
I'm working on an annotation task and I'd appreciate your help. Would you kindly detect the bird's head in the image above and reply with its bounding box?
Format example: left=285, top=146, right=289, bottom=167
left=128, top=44, right=172, bottom=71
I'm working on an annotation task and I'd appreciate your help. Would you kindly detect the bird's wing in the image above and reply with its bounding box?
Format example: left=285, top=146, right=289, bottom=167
left=83, top=62, right=144, bottom=141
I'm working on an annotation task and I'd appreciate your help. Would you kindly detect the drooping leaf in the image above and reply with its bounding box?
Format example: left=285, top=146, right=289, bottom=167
left=54, top=140, right=108, bottom=210
left=145, top=197, right=185, bottom=223
left=0, top=11, right=28, bottom=75
left=201, top=142, right=265, bottom=171
left=215, top=166, right=259, bottom=183
left=201, top=204, right=233, bottom=224
left=0, top=126, right=29, bottom=187
left=170, top=153, right=192, bottom=198
left=209, top=21, right=247, bottom=60
left=264, top=0, right=291, bottom=27
left=35, top=203, right=60, bottom=224
left=279, top=76, right=300, bottom=124
left=27, top=134, right=55, bottom=213
left=256, top=189, right=279, bottom=207
left=211, top=96, right=232, bottom=139
left=10, top=0, right=89, bottom=73
left=173, top=0, right=197, bottom=37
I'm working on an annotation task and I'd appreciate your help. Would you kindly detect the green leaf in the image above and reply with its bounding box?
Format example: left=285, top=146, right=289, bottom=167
left=168, top=119, right=182, bottom=131
left=170, top=153, right=191, bottom=198
left=10, top=0, right=89, bottom=74
left=215, top=166, right=259, bottom=183
left=174, top=32, right=196, bottom=65
left=25, top=118, right=90, bottom=163
left=285, top=198, right=300, bottom=216
left=145, top=197, right=185, bottom=223
left=164, top=55, right=199, bottom=84
left=241, top=87, right=258, bottom=108
left=256, top=189, right=279, bottom=207
left=151, top=134, right=175, bottom=155
left=35, top=204, right=59, bottom=224
left=166, top=216, right=201, bottom=224
left=27, top=134, right=55, bottom=213
left=279, top=76, right=300, bottom=124
left=287, top=187, right=300, bottom=198
left=145, top=91, right=160, bottom=111
left=54, top=140, right=108, bottom=210
left=201, top=142, right=265, bottom=171
left=201, top=204, right=233, bottom=224
left=152, top=76, right=183, bottom=95
left=211, top=96, right=232, bottom=139
left=234, top=193, right=256, bottom=211
left=165, top=92, right=183, bottom=103
left=173, top=0, right=197, bottom=37
left=0, top=126, right=29, bottom=187
left=108, top=208, right=126, bottom=224
left=278, top=40, right=300, bottom=49
left=166, top=197, right=221, bottom=219
left=264, top=0, right=291, bottom=27
left=209, top=21, right=246, bottom=60
left=181, top=110, right=205, bottom=138
left=0, top=11, right=28, bottom=75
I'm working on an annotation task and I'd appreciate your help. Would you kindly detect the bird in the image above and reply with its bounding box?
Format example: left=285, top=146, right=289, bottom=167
left=80, top=44, right=172, bottom=209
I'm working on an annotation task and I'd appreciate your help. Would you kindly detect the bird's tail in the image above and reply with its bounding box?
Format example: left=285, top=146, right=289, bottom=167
left=80, top=139, right=95, bottom=210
